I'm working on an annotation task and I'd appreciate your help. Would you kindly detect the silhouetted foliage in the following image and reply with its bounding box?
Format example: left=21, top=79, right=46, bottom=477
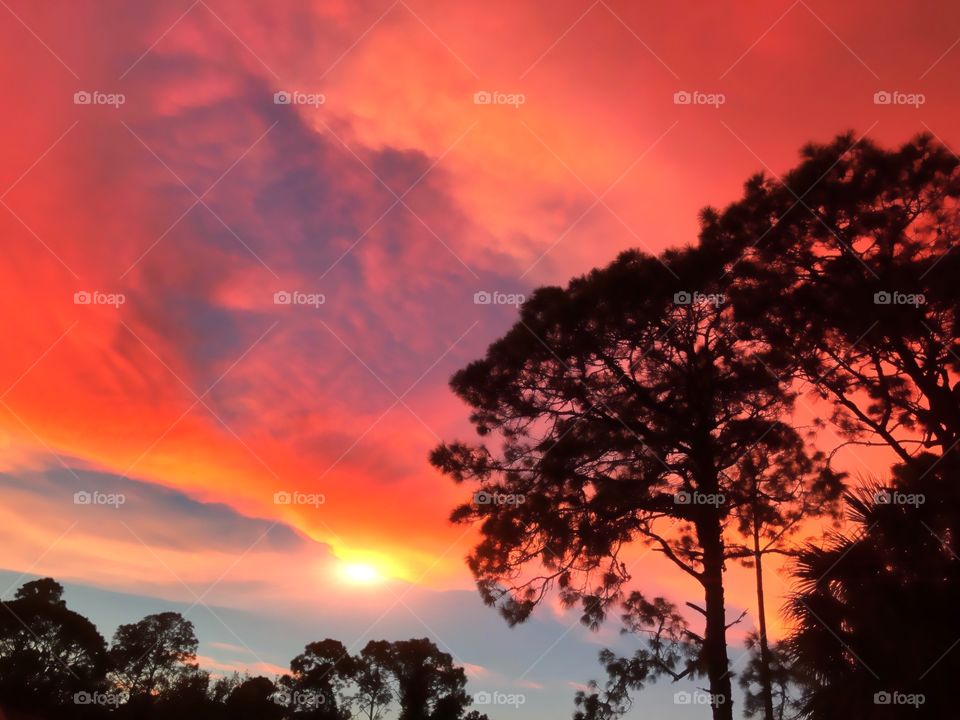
left=574, top=593, right=702, bottom=718
left=281, top=639, right=355, bottom=719
left=142, top=666, right=217, bottom=720
left=432, top=130, right=960, bottom=720
left=787, top=457, right=960, bottom=719
left=0, top=582, right=481, bottom=720
left=0, top=578, right=107, bottom=717
left=431, top=245, right=833, bottom=719
left=738, top=633, right=803, bottom=720
left=705, top=132, right=960, bottom=469
left=699, top=131, right=960, bottom=718
left=350, top=642, right=393, bottom=720
left=729, top=446, right=843, bottom=720
left=108, top=611, right=200, bottom=702
left=226, top=676, right=284, bottom=720
left=377, top=639, right=469, bottom=720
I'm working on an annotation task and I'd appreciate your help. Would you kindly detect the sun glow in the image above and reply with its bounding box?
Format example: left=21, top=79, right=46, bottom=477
left=339, top=562, right=383, bottom=585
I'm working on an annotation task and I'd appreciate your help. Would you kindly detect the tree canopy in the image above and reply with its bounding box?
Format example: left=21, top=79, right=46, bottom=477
left=435, top=131, right=960, bottom=720
left=431, top=245, right=839, bottom=719
left=0, top=581, right=487, bottom=720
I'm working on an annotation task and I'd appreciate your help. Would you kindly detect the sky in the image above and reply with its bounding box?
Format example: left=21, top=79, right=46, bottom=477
left=1, top=1, right=958, bottom=718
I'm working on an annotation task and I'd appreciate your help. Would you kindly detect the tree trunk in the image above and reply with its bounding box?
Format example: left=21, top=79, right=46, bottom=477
left=753, top=520, right=776, bottom=720
left=700, top=517, right=734, bottom=720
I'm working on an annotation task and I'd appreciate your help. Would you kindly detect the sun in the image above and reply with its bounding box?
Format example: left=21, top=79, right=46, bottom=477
left=339, top=562, right=383, bottom=585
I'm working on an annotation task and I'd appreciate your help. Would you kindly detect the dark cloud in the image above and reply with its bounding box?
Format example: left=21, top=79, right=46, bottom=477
left=0, top=466, right=315, bottom=555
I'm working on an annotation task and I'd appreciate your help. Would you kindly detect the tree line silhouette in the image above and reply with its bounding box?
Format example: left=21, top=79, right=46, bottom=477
left=431, top=132, right=960, bottom=719
left=0, top=577, right=488, bottom=720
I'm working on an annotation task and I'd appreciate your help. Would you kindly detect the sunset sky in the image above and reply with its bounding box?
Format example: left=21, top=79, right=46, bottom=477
left=1, top=1, right=958, bottom=717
